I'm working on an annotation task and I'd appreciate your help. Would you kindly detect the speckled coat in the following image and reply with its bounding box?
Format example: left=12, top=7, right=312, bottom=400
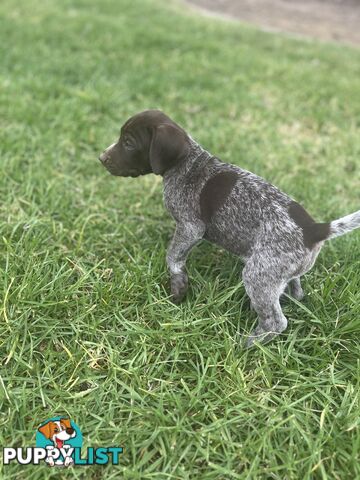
left=100, top=110, right=360, bottom=347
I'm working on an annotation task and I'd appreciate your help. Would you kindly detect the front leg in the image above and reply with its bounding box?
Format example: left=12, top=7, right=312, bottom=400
left=166, top=221, right=205, bottom=303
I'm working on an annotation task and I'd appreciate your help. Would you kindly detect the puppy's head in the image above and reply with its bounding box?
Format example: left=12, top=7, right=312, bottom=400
left=38, top=418, right=76, bottom=448
left=99, top=110, right=190, bottom=176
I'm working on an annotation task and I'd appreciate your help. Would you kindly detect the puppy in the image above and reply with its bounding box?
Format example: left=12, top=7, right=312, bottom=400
left=38, top=418, right=76, bottom=466
left=99, top=110, right=360, bottom=346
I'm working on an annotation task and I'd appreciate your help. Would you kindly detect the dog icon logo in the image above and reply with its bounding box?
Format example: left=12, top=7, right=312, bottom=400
left=3, top=417, right=122, bottom=467
left=36, top=416, right=82, bottom=467
left=38, top=418, right=76, bottom=449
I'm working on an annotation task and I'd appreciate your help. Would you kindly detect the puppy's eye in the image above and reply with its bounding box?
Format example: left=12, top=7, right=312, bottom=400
left=123, top=136, right=135, bottom=150
left=54, top=428, right=59, bottom=433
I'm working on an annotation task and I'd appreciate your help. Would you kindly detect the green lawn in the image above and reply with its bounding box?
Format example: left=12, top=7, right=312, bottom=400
left=1, top=0, right=360, bottom=478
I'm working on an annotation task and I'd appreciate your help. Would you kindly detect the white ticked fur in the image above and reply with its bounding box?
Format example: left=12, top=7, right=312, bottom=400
left=329, top=210, right=360, bottom=240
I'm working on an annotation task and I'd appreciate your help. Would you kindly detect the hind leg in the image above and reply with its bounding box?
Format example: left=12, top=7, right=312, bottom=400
left=287, top=277, right=304, bottom=301
left=243, top=265, right=288, bottom=347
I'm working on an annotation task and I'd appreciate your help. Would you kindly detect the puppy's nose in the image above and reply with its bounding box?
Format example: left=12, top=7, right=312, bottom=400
left=99, top=151, right=109, bottom=164
left=66, top=427, right=74, bottom=435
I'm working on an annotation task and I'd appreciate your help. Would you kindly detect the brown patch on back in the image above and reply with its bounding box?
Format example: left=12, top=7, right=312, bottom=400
left=288, top=201, right=330, bottom=248
left=200, top=171, right=238, bottom=222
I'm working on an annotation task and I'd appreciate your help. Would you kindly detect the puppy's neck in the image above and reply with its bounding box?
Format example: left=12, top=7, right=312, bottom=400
left=163, top=136, right=212, bottom=180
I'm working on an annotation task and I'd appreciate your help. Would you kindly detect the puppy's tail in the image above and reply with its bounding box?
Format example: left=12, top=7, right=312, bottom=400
left=327, top=210, right=360, bottom=240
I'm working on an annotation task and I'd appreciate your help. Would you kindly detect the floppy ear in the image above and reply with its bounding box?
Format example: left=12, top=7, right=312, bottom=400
left=149, top=124, right=189, bottom=175
left=38, top=422, right=51, bottom=439
left=60, top=418, right=71, bottom=429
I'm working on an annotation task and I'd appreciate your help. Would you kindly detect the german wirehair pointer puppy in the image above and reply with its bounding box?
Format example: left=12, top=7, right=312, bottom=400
left=99, top=110, right=360, bottom=347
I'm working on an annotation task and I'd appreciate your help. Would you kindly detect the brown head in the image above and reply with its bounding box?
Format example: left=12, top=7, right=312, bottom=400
left=99, top=110, right=190, bottom=177
left=38, top=418, right=75, bottom=440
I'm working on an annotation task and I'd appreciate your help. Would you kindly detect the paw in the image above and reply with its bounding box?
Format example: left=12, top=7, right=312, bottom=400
left=245, top=327, right=277, bottom=348
left=291, top=288, right=305, bottom=301
left=287, top=280, right=305, bottom=301
left=64, top=456, right=74, bottom=467
left=170, top=272, right=188, bottom=304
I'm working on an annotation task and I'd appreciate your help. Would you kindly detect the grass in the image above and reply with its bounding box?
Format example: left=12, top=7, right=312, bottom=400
left=0, top=0, right=360, bottom=478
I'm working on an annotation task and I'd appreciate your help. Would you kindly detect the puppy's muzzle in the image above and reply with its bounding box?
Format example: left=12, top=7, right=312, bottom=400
left=99, top=150, right=111, bottom=165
